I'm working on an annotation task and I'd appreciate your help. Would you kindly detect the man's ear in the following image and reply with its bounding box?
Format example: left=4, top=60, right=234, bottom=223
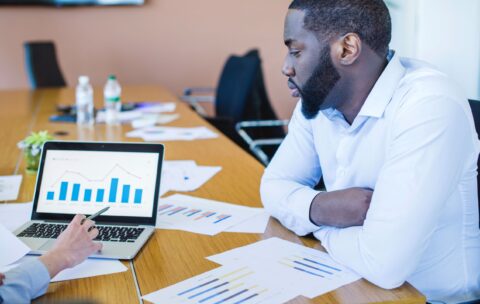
left=332, top=33, right=362, bottom=66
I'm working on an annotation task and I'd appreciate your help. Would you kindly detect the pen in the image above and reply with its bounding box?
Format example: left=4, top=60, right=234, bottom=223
left=81, top=206, right=110, bottom=224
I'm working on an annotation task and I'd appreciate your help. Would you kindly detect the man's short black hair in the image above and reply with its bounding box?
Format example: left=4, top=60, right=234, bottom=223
left=289, top=0, right=392, bottom=57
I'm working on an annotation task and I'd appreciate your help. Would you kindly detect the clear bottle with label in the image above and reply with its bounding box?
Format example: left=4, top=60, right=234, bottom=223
left=103, top=74, right=122, bottom=125
left=76, top=75, right=94, bottom=126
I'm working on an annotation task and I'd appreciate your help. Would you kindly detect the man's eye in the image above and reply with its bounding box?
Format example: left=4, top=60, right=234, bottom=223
left=289, top=50, right=300, bottom=57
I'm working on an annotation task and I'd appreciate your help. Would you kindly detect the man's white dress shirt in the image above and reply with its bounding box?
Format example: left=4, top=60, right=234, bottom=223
left=261, top=52, right=480, bottom=303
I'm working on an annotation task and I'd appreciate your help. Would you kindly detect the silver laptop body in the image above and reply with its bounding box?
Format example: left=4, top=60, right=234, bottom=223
left=14, top=141, right=164, bottom=260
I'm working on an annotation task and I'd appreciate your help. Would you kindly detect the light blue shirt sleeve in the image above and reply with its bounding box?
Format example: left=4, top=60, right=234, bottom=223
left=0, top=259, right=50, bottom=303
left=261, top=101, right=322, bottom=236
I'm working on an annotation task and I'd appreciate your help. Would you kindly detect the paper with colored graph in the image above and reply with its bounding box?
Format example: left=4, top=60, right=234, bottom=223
left=155, top=194, right=263, bottom=235
left=142, top=238, right=361, bottom=303
left=207, top=237, right=361, bottom=298
left=142, top=264, right=298, bottom=304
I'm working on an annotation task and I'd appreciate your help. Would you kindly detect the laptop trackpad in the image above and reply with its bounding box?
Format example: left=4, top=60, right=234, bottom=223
left=20, top=238, right=50, bottom=251
left=38, top=239, right=56, bottom=251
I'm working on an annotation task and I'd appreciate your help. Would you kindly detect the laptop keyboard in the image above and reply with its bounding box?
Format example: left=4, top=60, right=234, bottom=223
left=17, top=223, right=145, bottom=243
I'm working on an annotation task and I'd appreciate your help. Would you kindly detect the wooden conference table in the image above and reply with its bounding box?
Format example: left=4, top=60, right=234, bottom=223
left=0, top=86, right=425, bottom=304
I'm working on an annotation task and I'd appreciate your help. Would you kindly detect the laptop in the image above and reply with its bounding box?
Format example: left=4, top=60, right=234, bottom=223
left=14, top=141, right=164, bottom=260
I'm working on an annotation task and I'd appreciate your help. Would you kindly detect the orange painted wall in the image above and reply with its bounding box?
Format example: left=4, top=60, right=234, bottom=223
left=0, top=0, right=298, bottom=119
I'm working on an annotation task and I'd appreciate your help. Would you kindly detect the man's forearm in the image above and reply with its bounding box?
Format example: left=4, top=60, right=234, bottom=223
left=309, top=188, right=372, bottom=228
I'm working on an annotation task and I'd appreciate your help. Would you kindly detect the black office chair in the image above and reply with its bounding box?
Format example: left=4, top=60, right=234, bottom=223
left=24, top=41, right=67, bottom=89
left=183, top=49, right=287, bottom=164
left=234, top=50, right=288, bottom=164
left=468, top=99, right=480, bottom=228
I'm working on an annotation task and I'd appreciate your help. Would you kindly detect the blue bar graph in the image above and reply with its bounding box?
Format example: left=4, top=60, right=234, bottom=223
left=121, top=185, right=130, bottom=203
left=109, top=178, right=119, bottom=203
left=177, top=278, right=219, bottom=296
left=59, top=182, right=68, bottom=201
left=47, top=177, right=144, bottom=205
left=96, top=189, right=105, bottom=202
left=134, top=189, right=142, bottom=204
left=213, top=288, right=249, bottom=304
left=175, top=268, right=260, bottom=304
left=71, top=184, right=80, bottom=201
left=47, top=191, right=54, bottom=200
left=84, top=189, right=92, bottom=202
left=302, top=258, right=341, bottom=272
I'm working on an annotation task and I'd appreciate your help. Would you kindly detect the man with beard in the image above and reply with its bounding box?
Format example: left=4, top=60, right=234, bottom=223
left=260, top=0, right=480, bottom=302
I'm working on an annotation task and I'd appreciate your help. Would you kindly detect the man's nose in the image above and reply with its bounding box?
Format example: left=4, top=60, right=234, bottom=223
left=282, top=58, right=295, bottom=77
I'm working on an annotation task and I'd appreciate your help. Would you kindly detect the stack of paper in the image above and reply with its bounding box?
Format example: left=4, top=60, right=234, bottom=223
left=133, top=102, right=176, bottom=114
left=155, top=194, right=266, bottom=235
left=126, top=126, right=218, bottom=141
left=131, top=113, right=179, bottom=129
left=96, top=102, right=177, bottom=124
left=160, top=160, right=221, bottom=196
left=0, top=175, right=23, bottom=201
left=143, top=237, right=361, bottom=303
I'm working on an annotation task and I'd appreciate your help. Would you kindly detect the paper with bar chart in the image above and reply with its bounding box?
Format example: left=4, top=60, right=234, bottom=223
left=207, top=237, right=361, bottom=299
left=155, top=194, right=264, bottom=235
left=36, top=150, right=159, bottom=218
left=142, top=264, right=298, bottom=304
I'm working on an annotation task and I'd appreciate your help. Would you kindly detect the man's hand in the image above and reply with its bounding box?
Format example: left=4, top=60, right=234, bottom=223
left=310, top=187, right=373, bottom=228
left=39, top=214, right=103, bottom=278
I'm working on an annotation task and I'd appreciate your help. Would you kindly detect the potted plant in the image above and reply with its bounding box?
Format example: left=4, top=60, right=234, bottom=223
left=17, top=131, right=54, bottom=174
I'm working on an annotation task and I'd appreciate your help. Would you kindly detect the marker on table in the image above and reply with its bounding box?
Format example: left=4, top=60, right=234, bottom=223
left=81, top=207, right=110, bottom=224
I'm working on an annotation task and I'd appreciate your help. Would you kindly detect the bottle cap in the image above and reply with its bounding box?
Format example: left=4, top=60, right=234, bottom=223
left=78, top=76, right=89, bottom=85
left=108, top=74, right=117, bottom=80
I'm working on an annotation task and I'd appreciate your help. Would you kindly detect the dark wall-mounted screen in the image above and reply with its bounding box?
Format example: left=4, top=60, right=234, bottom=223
left=0, top=0, right=144, bottom=5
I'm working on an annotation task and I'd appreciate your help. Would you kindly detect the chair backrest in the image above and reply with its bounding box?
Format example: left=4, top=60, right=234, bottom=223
left=212, top=49, right=286, bottom=160
left=467, top=99, right=480, bottom=228
left=243, top=49, right=281, bottom=122
left=215, top=49, right=283, bottom=123
left=24, top=41, right=66, bottom=89
left=215, top=51, right=260, bottom=122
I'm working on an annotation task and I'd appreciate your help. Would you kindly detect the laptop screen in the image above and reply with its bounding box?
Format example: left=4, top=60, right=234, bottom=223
left=32, top=142, right=163, bottom=225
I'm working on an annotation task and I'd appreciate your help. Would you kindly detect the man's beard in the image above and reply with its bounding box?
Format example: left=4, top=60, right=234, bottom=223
left=291, top=45, right=341, bottom=119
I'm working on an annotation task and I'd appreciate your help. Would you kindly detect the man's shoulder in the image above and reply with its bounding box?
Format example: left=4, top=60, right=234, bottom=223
left=394, top=57, right=467, bottom=112
left=398, top=57, right=465, bottom=101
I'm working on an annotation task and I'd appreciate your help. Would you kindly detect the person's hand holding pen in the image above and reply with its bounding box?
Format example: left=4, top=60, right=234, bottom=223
left=38, top=207, right=108, bottom=278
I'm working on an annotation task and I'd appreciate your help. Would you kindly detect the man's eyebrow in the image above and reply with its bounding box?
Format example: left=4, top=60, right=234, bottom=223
left=284, top=38, right=295, bottom=46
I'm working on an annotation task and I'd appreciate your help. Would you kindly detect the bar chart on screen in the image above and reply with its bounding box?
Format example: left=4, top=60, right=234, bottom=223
left=37, top=150, right=159, bottom=217
left=45, top=164, right=145, bottom=205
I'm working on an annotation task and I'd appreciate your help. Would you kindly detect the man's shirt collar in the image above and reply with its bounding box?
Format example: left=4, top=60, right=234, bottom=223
left=321, top=50, right=405, bottom=124
left=356, top=50, right=405, bottom=119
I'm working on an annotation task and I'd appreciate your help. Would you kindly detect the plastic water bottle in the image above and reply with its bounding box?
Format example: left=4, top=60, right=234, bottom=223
left=103, top=74, right=122, bottom=125
left=76, top=76, right=94, bottom=126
